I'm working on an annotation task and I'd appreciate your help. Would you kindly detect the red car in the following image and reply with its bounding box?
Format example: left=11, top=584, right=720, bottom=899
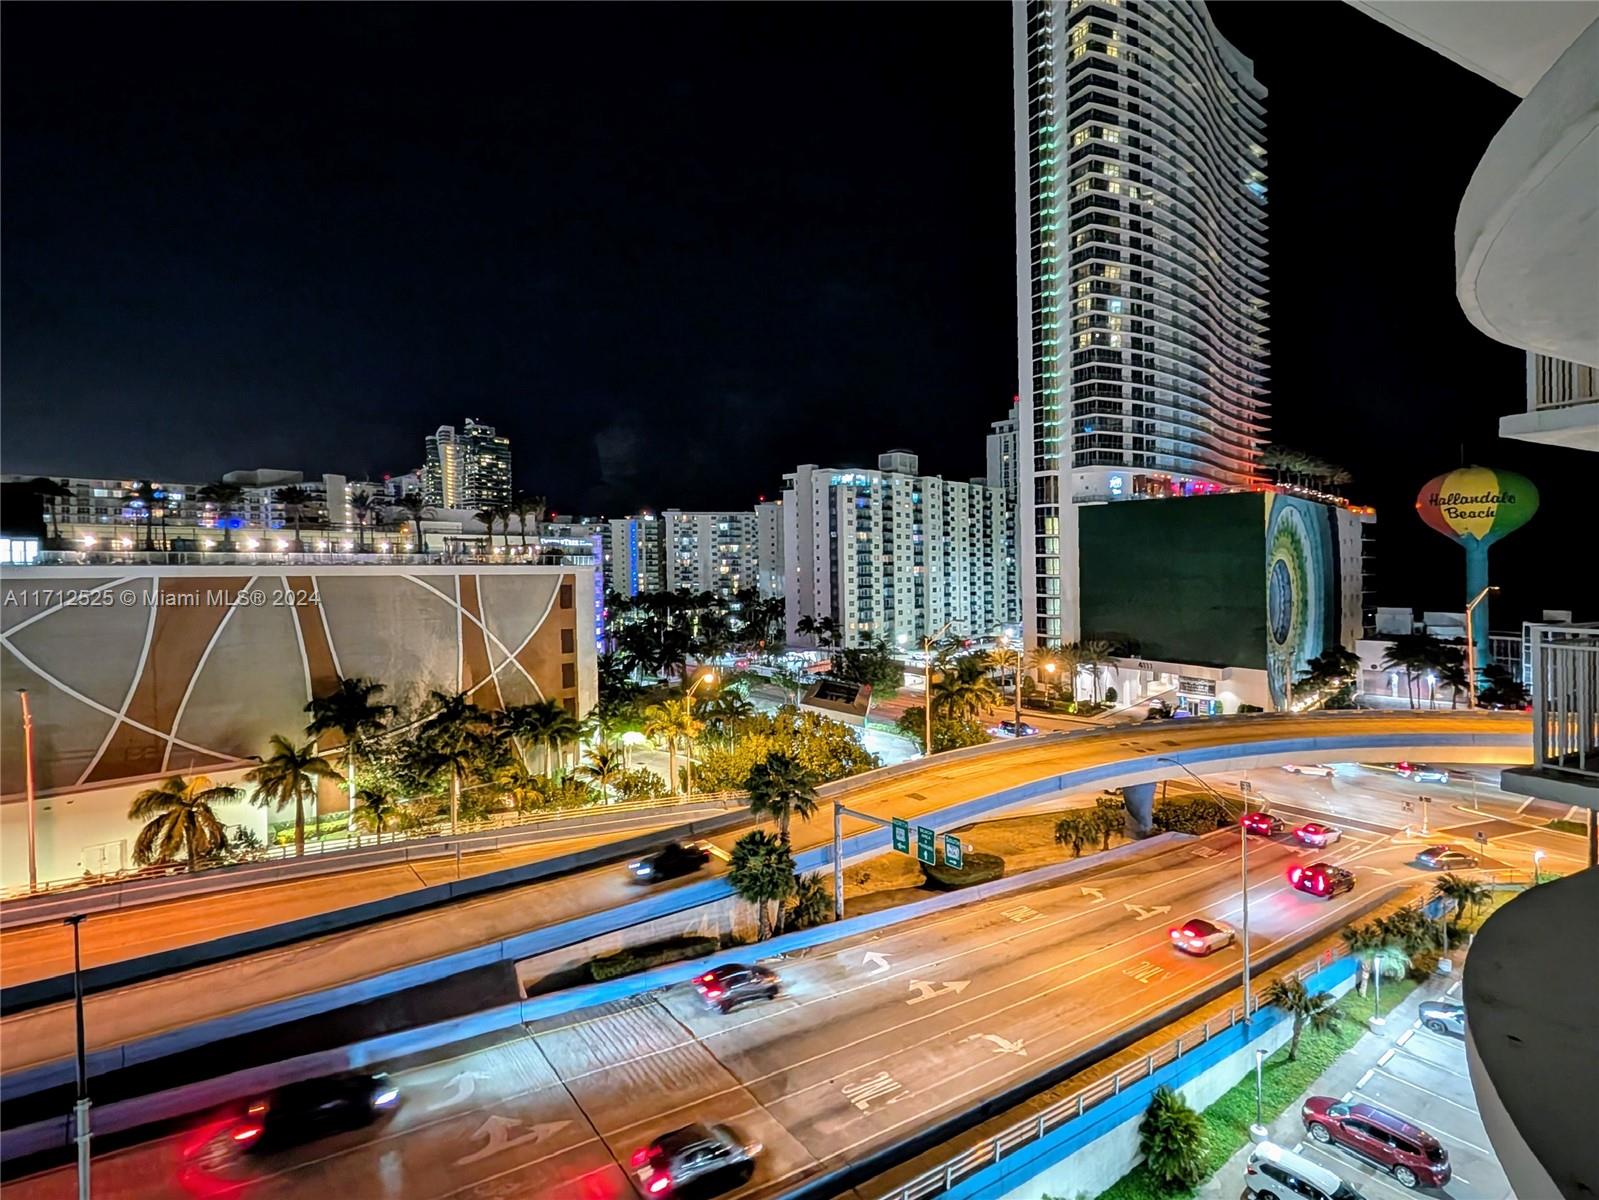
left=1241, top=812, right=1286, bottom=836
left=1288, top=862, right=1355, bottom=898
left=1302, top=1096, right=1451, bottom=1189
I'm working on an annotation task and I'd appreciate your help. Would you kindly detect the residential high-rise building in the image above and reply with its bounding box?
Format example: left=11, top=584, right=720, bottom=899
left=985, top=400, right=1022, bottom=632
left=599, top=515, right=666, bottom=598
left=1014, top=0, right=1270, bottom=645
left=663, top=510, right=760, bottom=599
left=783, top=451, right=1009, bottom=650
left=754, top=499, right=786, bottom=599
left=424, top=419, right=513, bottom=509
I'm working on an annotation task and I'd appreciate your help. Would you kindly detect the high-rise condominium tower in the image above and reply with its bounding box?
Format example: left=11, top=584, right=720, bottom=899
left=1014, top=0, right=1269, bottom=646
left=424, top=418, right=513, bottom=509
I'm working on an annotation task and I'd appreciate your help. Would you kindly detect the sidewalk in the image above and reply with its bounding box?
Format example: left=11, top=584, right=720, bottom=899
left=1196, top=970, right=1514, bottom=1200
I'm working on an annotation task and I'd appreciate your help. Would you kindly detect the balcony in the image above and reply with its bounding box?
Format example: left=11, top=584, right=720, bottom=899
left=1501, top=622, right=1599, bottom=811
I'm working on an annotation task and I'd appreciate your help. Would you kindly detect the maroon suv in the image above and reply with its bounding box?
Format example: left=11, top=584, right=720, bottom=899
left=1301, top=1097, right=1450, bottom=1189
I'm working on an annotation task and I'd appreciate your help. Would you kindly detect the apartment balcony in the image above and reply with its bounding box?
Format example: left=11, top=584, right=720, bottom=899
left=1501, top=622, right=1599, bottom=812
left=1502, top=355, right=1599, bottom=451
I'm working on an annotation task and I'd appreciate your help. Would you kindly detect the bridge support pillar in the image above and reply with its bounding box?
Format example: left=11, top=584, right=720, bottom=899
left=1120, top=782, right=1156, bottom=836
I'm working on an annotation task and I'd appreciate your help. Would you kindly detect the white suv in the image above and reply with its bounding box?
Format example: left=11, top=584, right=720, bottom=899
left=1244, top=1142, right=1365, bottom=1200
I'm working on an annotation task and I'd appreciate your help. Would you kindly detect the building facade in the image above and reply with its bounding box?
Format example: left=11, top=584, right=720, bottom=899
left=1014, top=0, right=1270, bottom=646
left=985, top=402, right=1023, bottom=632
left=662, top=510, right=760, bottom=599
left=424, top=418, right=512, bottom=510
left=783, top=452, right=1009, bottom=649
left=599, top=515, right=667, bottom=598
left=754, top=500, right=786, bottom=599
left=1501, top=352, right=1599, bottom=452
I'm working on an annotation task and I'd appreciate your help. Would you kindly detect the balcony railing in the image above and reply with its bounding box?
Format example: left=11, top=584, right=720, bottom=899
left=29, top=550, right=595, bottom=568
left=1529, top=622, right=1599, bottom=780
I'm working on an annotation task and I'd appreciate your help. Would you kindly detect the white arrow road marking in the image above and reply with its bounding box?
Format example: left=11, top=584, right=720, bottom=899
left=861, top=951, right=891, bottom=976
left=433, top=1071, right=490, bottom=1110
left=1080, top=886, right=1106, bottom=903
left=963, top=1033, right=1028, bottom=1056
left=1123, top=903, right=1172, bottom=921
left=454, top=1116, right=571, bottom=1166
left=1368, top=867, right=1392, bottom=876
left=842, top=1071, right=903, bottom=1110
left=907, top=979, right=971, bottom=1005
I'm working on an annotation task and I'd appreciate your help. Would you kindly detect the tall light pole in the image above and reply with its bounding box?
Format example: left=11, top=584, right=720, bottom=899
left=65, top=914, right=91, bottom=1200
left=997, top=635, right=1022, bottom=733
left=1249, top=1047, right=1268, bottom=1140
left=1463, top=585, right=1499, bottom=708
left=683, top=670, right=715, bottom=797
left=18, top=689, right=38, bottom=893
left=1159, top=755, right=1253, bottom=1023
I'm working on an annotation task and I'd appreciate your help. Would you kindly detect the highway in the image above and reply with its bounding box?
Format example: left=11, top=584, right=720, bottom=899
left=0, top=711, right=1530, bottom=1078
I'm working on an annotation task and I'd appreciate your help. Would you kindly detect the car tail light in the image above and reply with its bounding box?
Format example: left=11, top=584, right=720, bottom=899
left=704, top=986, right=723, bottom=998
left=1289, top=865, right=1303, bottom=884
left=246, top=1101, right=267, bottom=1116
left=630, top=1147, right=654, bottom=1168
left=648, top=1176, right=671, bottom=1195
left=1245, top=1163, right=1257, bottom=1176
left=232, top=1124, right=263, bottom=1143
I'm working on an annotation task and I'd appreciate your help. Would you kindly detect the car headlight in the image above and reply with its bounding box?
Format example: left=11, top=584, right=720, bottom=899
left=373, top=1087, right=399, bottom=1108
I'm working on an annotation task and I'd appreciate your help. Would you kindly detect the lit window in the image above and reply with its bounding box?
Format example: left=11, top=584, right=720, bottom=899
left=1105, top=42, right=1118, bottom=57
left=1104, top=128, right=1120, bottom=144
left=1103, top=163, right=1119, bottom=177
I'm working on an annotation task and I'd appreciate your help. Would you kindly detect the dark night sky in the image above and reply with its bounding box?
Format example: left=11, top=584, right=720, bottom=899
left=1, top=2, right=1584, bottom=625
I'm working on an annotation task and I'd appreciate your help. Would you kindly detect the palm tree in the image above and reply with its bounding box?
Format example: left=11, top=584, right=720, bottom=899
left=1433, top=872, right=1491, bottom=921
left=129, top=775, right=241, bottom=870
left=416, top=690, right=499, bottom=834
left=1054, top=811, right=1090, bottom=857
left=933, top=664, right=1001, bottom=721
left=352, top=788, right=401, bottom=844
left=1139, top=1086, right=1208, bottom=1189
left=304, top=677, right=393, bottom=810
left=1081, top=639, right=1115, bottom=703
left=1261, top=975, right=1341, bottom=1060
left=473, top=506, right=501, bottom=554
left=541, top=705, right=583, bottom=776
left=124, top=481, right=160, bottom=550
left=274, top=485, right=313, bottom=552
left=700, top=690, right=755, bottom=743
left=728, top=830, right=796, bottom=941
left=509, top=494, right=546, bottom=553
left=495, top=756, right=544, bottom=814
left=574, top=742, right=625, bottom=801
left=349, top=491, right=381, bottom=551
left=197, top=481, right=245, bottom=550
left=245, top=735, right=340, bottom=857
left=389, top=495, right=433, bottom=552
left=643, top=699, right=701, bottom=794
left=744, top=752, right=818, bottom=844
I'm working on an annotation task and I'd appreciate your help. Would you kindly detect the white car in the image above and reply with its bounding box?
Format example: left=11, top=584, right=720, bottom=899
left=1280, top=763, right=1335, bottom=777
left=1168, top=918, right=1236, bottom=957
left=1293, top=822, right=1343, bottom=847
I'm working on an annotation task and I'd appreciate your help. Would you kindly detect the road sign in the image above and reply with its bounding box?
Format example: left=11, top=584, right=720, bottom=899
left=916, top=825, right=936, bottom=865
left=1475, top=830, right=1488, bottom=846
left=891, top=817, right=910, bottom=855
left=1423, top=895, right=1458, bottom=921
left=943, top=833, right=964, bottom=870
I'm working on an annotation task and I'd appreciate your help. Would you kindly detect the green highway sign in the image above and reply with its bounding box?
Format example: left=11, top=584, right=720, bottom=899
left=891, top=817, right=910, bottom=855
left=943, top=833, right=964, bottom=870
left=916, top=826, right=937, bottom=866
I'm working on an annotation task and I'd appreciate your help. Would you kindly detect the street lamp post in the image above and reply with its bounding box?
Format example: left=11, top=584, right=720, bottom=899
left=1532, top=848, right=1546, bottom=885
left=1159, top=756, right=1253, bottom=1023
left=1249, top=1047, right=1268, bottom=1140
left=18, top=689, right=38, bottom=893
left=998, top=635, right=1022, bottom=734
left=1463, top=585, right=1500, bottom=709
left=1420, top=794, right=1430, bottom=836
left=65, top=914, right=91, bottom=1200
left=684, top=670, right=716, bottom=797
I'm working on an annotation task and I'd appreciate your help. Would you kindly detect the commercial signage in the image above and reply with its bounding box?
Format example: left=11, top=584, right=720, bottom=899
left=943, top=834, right=964, bottom=870
left=1178, top=676, right=1216, bottom=697
left=891, top=817, right=910, bottom=855
left=916, top=826, right=937, bottom=866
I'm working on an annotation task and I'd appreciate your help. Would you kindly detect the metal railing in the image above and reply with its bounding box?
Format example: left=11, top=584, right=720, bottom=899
left=1528, top=622, right=1599, bottom=779
left=31, top=550, right=596, bottom=568
left=0, top=790, right=747, bottom=903
left=875, top=946, right=1349, bottom=1200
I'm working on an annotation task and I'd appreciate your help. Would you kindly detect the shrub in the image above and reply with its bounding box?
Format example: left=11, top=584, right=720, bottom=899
left=1407, top=949, right=1442, bottom=980
left=923, top=851, right=1004, bottom=889
left=613, top=767, right=666, bottom=802
left=895, top=708, right=990, bottom=751
left=1237, top=703, right=1264, bottom=713
left=1139, top=1085, right=1207, bottom=1188
left=787, top=872, right=832, bottom=930
left=1104, top=686, right=1118, bottom=704
left=588, top=934, right=719, bottom=982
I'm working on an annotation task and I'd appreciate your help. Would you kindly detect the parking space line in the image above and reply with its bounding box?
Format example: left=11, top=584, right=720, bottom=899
left=1393, top=1047, right=1470, bottom=1079
left=1297, top=1141, right=1415, bottom=1200
left=1371, top=1068, right=1482, bottom=1116
left=1356, top=1069, right=1375, bottom=1088
left=1378, top=1049, right=1395, bottom=1066
left=1396, top=1028, right=1414, bottom=1046
left=1447, top=980, right=1461, bottom=996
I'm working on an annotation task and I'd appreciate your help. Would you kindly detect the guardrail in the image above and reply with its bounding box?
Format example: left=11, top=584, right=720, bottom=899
left=0, top=792, right=747, bottom=919
left=877, top=947, right=1351, bottom=1200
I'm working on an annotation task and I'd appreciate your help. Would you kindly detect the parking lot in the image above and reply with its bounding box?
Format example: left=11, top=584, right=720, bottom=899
left=1201, top=976, right=1515, bottom=1200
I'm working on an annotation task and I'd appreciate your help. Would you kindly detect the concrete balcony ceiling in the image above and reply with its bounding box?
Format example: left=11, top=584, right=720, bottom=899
left=1349, top=3, right=1599, bottom=367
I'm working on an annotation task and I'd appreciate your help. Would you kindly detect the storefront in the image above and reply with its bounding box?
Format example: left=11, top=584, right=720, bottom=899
left=1102, top=656, right=1273, bottom=715
left=1176, top=674, right=1222, bottom=716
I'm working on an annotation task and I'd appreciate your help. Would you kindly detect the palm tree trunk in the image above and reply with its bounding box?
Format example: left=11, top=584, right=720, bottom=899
left=780, top=810, right=791, bottom=844
left=450, top=768, right=460, bottom=835
left=295, top=793, right=307, bottom=857
left=756, top=900, right=770, bottom=941
left=347, top=754, right=357, bottom=813
left=667, top=742, right=679, bottom=794
left=1289, top=1016, right=1304, bottom=1061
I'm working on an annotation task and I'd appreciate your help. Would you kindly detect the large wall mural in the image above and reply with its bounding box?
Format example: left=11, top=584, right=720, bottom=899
left=1264, top=495, right=1336, bottom=710
left=1, top=566, right=594, bottom=797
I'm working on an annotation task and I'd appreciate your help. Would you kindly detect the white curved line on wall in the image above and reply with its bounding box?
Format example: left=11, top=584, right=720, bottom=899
left=316, top=591, right=343, bottom=681
left=161, top=576, right=257, bottom=772
left=402, top=574, right=539, bottom=697
left=1, top=576, right=135, bottom=639
left=76, top=586, right=162, bottom=786
left=282, top=574, right=313, bottom=704
left=3, top=629, right=233, bottom=767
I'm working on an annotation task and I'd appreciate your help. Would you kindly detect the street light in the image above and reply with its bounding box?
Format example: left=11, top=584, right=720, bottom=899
left=1533, top=848, right=1546, bottom=885
left=1249, top=1047, right=1268, bottom=1140
left=1463, top=585, right=1500, bottom=709
left=65, top=914, right=91, bottom=1200
left=18, top=689, right=38, bottom=893
left=1158, top=756, right=1253, bottom=1023
left=996, top=634, right=1023, bottom=735
left=684, top=670, right=716, bottom=797
left=1044, top=661, right=1057, bottom=703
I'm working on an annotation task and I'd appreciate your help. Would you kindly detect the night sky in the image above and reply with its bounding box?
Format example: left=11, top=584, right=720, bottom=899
left=1, top=2, right=1584, bottom=625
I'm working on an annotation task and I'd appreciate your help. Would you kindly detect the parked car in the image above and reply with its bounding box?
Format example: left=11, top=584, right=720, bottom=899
left=1293, top=822, right=1343, bottom=848
left=1169, top=917, right=1236, bottom=957
left=1244, top=1141, right=1365, bottom=1200
left=1415, top=845, right=1479, bottom=870
left=1241, top=811, right=1287, bottom=837
left=1301, top=1097, right=1451, bottom=1189
left=1393, top=761, right=1450, bottom=783
left=628, top=841, right=712, bottom=884
left=1281, top=763, right=1335, bottom=777
left=1288, top=862, right=1355, bottom=898
left=1418, top=999, right=1467, bottom=1037
left=693, top=964, right=780, bottom=1013
left=631, top=1122, right=762, bottom=1196
left=182, top=1073, right=399, bottom=1181
left=989, top=719, right=1039, bottom=738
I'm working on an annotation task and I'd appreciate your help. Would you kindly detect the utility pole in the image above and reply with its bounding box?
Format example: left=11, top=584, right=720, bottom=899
left=831, top=800, right=892, bottom=921
left=66, top=914, right=91, bottom=1200
left=18, top=690, right=40, bottom=892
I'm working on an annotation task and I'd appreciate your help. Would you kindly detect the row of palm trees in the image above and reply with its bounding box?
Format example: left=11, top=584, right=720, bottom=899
left=1260, top=444, right=1354, bottom=496
left=1379, top=634, right=1471, bottom=708
left=1023, top=639, right=1119, bottom=704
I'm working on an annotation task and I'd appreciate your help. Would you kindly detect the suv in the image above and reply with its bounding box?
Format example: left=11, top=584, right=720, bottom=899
left=183, top=1073, right=399, bottom=1181
left=693, top=964, right=780, bottom=1012
left=628, top=841, right=712, bottom=884
left=1418, top=999, right=1467, bottom=1037
left=1302, top=1097, right=1451, bottom=1189
left=1244, top=1142, right=1364, bottom=1200
left=631, top=1122, right=761, bottom=1196
left=1288, top=862, right=1355, bottom=898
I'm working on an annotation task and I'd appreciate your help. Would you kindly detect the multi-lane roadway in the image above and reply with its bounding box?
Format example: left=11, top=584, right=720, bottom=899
left=7, top=794, right=1475, bottom=1200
